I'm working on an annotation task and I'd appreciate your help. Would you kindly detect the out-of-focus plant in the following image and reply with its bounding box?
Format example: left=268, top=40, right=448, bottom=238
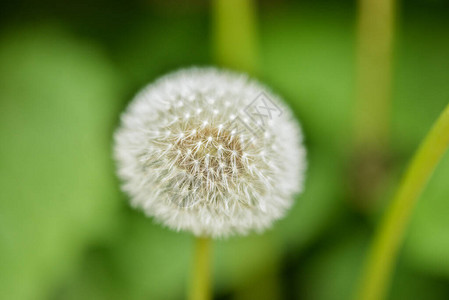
left=358, top=103, right=449, bottom=300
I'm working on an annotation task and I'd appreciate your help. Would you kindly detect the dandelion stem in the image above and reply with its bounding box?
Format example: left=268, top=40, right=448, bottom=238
left=357, top=103, right=449, bottom=300
left=355, top=0, right=396, bottom=150
left=189, top=237, right=212, bottom=300
left=212, top=0, right=258, bottom=75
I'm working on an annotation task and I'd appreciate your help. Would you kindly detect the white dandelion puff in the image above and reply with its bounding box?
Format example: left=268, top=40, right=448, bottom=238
left=114, top=67, right=306, bottom=238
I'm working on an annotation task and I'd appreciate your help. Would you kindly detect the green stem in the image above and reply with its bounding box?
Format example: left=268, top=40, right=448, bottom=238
left=212, top=0, right=258, bottom=75
left=189, top=237, right=212, bottom=300
left=355, top=0, right=396, bottom=149
left=357, top=103, right=449, bottom=300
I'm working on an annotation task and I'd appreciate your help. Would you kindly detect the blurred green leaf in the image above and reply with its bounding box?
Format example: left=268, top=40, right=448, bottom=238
left=111, top=213, right=193, bottom=300
left=0, top=25, right=123, bottom=299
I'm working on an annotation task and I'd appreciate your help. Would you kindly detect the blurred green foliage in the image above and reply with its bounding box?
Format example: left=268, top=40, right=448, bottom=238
left=0, top=26, right=123, bottom=299
left=0, top=1, right=449, bottom=299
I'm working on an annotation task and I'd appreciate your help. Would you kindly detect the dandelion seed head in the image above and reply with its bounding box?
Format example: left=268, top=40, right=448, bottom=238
left=114, top=67, right=306, bottom=238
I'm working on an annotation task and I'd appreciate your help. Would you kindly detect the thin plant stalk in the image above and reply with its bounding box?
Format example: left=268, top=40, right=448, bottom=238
left=189, top=237, right=212, bottom=300
left=355, top=0, right=396, bottom=149
left=357, top=103, right=449, bottom=300
left=212, top=0, right=258, bottom=75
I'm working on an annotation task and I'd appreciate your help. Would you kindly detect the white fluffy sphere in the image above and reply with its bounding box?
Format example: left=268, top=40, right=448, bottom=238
left=114, top=67, right=306, bottom=238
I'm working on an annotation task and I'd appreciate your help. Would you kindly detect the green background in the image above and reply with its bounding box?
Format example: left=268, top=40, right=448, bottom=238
left=1, top=0, right=449, bottom=299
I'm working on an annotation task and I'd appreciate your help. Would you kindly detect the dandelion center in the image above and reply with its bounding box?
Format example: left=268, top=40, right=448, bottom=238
left=163, top=125, right=253, bottom=199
